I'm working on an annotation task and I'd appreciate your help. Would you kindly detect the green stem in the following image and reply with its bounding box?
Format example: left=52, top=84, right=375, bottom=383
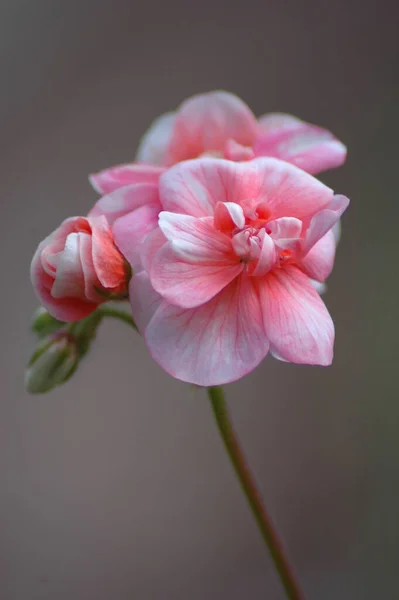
left=207, top=386, right=305, bottom=600
left=97, top=304, right=137, bottom=330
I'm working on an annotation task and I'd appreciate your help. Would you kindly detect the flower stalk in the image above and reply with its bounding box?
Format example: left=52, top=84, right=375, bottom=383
left=208, top=385, right=305, bottom=600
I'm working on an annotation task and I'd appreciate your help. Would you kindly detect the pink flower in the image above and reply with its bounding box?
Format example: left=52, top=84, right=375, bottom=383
left=31, top=216, right=129, bottom=322
left=89, top=91, right=346, bottom=195
left=114, top=158, right=349, bottom=386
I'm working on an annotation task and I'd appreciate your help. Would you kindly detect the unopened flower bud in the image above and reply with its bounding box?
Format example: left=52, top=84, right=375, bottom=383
left=25, top=333, right=78, bottom=394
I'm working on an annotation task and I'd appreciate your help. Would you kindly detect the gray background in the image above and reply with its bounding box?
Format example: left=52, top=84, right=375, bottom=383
left=1, top=0, right=398, bottom=598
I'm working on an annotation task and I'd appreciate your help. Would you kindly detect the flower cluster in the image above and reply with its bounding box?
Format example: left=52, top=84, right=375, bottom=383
left=30, top=91, right=349, bottom=387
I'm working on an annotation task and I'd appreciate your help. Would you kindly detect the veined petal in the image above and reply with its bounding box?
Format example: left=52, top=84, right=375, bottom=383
left=129, top=272, right=163, bottom=334
left=259, top=266, right=334, bottom=365
left=158, top=212, right=234, bottom=262
left=301, top=195, right=349, bottom=255
left=223, top=138, right=255, bottom=161
left=299, top=230, right=336, bottom=282
left=89, top=163, right=163, bottom=195
left=143, top=274, right=269, bottom=386
left=89, top=183, right=160, bottom=225
left=255, top=113, right=347, bottom=175
left=214, top=201, right=246, bottom=232
left=112, top=204, right=161, bottom=271
left=51, top=233, right=85, bottom=298
left=251, top=232, right=276, bottom=277
left=150, top=242, right=243, bottom=308
left=159, top=157, right=333, bottom=221
left=90, top=216, right=126, bottom=289
left=140, top=227, right=168, bottom=274
left=136, top=112, right=176, bottom=166
left=166, top=91, right=258, bottom=165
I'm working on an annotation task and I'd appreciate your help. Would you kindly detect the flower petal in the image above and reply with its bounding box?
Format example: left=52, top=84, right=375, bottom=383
left=255, top=113, right=347, bottom=175
left=214, top=201, right=245, bottom=231
left=166, top=91, right=258, bottom=165
left=89, top=163, right=163, bottom=195
left=89, top=183, right=160, bottom=225
left=251, top=231, right=276, bottom=277
left=51, top=233, right=85, bottom=298
left=299, top=230, right=336, bottom=282
left=159, top=157, right=333, bottom=220
left=259, top=265, right=334, bottom=365
left=112, top=204, right=161, bottom=271
left=301, top=194, right=349, bottom=255
left=150, top=242, right=243, bottom=308
left=143, top=274, right=269, bottom=385
left=129, top=271, right=163, bottom=334
left=140, top=227, right=168, bottom=274
left=223, top=138, right=255, bottom=161
left=136, top=112, right=176, bottom=166
left=158, top=212, right=234, bottom=262
left=90, top=216, right=127, bottom=289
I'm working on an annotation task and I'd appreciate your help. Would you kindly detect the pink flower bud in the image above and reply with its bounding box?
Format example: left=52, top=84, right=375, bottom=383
left=31, top=215, right=129, bottom=322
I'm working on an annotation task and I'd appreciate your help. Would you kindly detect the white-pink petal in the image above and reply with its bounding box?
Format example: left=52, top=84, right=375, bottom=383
left=51, top=233, right=85, bottom=298
left=158, top=212, right=234, bottom=263
left=129, top=272, right=163, bottom=334
left=251, top=232, right=276, bottom=277
left=301, top=194, right=349, bottom=255
left=89, top=163, right=163, bottom=195
left=112, top=204, right=161, bottom=271
left=299, top=230, right=336, bottom=282
left=136, top=112, right=176, bottom=166
left=150, top=242, right=243, bottom=308
left=255, top=113, right=347, bottom=176
left=159, top=157, right=333, bottom=222
left=166, top=91, right=258, bottom=165
left=89, top=183, right=160, bottom=226
left=214, top=201, right=245, bottom=231
left=259, top=266, right=334, bottom=365
left=142, top=274, right=269, bottom=386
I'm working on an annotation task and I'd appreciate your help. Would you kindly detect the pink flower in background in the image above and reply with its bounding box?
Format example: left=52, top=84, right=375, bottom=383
left=89, top=91, right=347, bottom=195
left=31, top=216, right=129, bottom=322
left=113, top=157, right=349, bottom=386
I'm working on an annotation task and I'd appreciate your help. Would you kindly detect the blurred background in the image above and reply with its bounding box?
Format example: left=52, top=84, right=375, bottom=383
left=1, top=0, right=398, bottom=598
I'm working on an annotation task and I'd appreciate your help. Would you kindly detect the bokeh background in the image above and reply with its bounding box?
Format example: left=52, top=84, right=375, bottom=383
left=1, top=0, right=398, bottom=598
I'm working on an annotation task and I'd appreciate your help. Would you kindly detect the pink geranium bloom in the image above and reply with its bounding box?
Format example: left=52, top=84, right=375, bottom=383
left=89, top=91, right=346, bottom=195
left=31, top=216, right=129, bottom=322
left=113, top=158, right=349, bottom=386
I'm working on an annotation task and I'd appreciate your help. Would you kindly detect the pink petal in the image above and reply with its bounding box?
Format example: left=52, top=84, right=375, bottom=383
left=258, top=113, right=304, bottom=133
left=259, top=266, right=334, bottom=365
left=51, top=233, right=85, bottom=299
left=136, top=112, right=176, bottom=166
left=112, top=203, right=161, bottom=271
left=140, top=227, right=168, bottom=273
left=255, top=113, right=347, bottom=175
left=143, top=274, right=269, bottom=386
left=79, top=231, right=102, bottom=302
left=129, top=272, right=163, bottom=334
left=299, top=230, right=336, bottom=282
left=158, top=212, right=234, bottom=262
left=89, top=183, right=160, bottom=225
left=223, top=138, right=255, bottom=161
left=166, top=91, right=258, bottom=165
left=150, top=242, right=243, bottom=308
left=89, top=163, right=164, bottom=195
left=160, top=157, right=333, bottom=220
left=214, top=201, right=245, bottom=232
left=90, top=216, right=126, bottom=289
left=251, top=232, right=276, bottom=277
left=268, top=217, right=303, bottom=251
left=301, top=195, right=349, bottom=255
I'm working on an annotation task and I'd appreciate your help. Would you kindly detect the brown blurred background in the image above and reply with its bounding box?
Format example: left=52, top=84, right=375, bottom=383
left=1, top=0, right=398, bottom=598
